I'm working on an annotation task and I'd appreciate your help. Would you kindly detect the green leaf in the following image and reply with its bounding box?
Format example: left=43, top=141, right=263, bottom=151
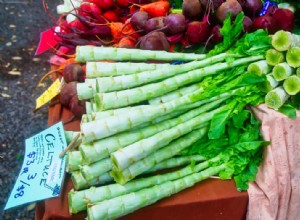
left=233, top=110, right=251, bottom=128
left=234, top=147, right=265, bottom=191
left=209, top=12, right=245, bottom=56
left=208, top=108, right=233, bottom=139
left=278, top=104, right=297, bottom=119
left=232, top=29, right=272, bottom=56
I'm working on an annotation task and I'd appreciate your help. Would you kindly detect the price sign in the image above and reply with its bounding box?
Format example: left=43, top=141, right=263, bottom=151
left=4, top=122, right=67, bottom=210
left=35, top=78, right=61, bottom=110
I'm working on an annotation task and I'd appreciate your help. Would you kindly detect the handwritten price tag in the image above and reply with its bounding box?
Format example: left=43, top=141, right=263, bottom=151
left=4, top=122, right=67, bottom=210
left=36, top=78, right=61, bottom=110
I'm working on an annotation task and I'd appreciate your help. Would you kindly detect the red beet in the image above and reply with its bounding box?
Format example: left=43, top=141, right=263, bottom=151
left=243, top=16, right=253, bottom=32
left=69, top=95, right=86, bottom=118
left=130, top=11, right=149, bottom=31
left=186, top=20, right=211, bottom=45
left=60, top=82, right=77, bottom=107
left=103, top=10, right=119, bottom=22
left=139, top=31, right=170, bottom=51
left=145, top=17, right=166, bottom=33
left=216, top=0, right=242, bottom=22
left=272, top=8, right=294, bottom=32
left=62, top=63, right=85, bottom=83
left=93, top=0, right=114, bottom=10
left=182, top=0, right=202, bottom=18
left=210, top=25, right=223, bottom=44
left=165, top=13, right=186, bottom=35
left=78, top=2, right=102, bottom=21
left=252, top=14, right=278, bottom=34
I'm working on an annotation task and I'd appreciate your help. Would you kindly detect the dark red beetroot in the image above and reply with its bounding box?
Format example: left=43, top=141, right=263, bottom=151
left=103, top=10, right=119, bottom=22
left=139, top=31, right=170, bottom=51
left=238, top=0, right=263, bottom=18
left=62, top=63, right=85, bottom=83
left=145, top=17, right=166, bottom=33
left=252, top=14, right=278, bottom=34
left=216, top=0, right=242, bottom=22
left=201, top=0, right=224, bottom=11
left=272, top=8, right=294, bottom=32
left=182, top=0, right=202, bottom=18
left=186, top=20, right=211, bottom=45
left=165, top=13, right=186, bottom=35
left=69, top=95, right=86, bottom=118
left=60, top=82, right=77, bottom=107
left=93, top=0, right=114, bottom=10
left=78, top=2, right=102, bottom=21
left=243, top=16, right=253, bottom=32
left=130, top=11, right=149, bottom=31
left=210, top=25, right=223, bottom=44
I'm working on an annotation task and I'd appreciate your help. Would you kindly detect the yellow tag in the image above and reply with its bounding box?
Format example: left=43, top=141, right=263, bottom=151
left=36, top=79, right=61, bottom=109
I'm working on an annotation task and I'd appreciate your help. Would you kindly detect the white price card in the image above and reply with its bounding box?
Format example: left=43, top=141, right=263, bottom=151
left=4, top=122, right=67, bottom=210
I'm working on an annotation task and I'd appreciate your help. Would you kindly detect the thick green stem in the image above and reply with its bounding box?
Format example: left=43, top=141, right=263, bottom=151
left=111, top=127, right=208, bottom=184
left=95, top=53, right=228, bottom=92
left=265, top=86, right=290, bottom=110
left=76, top=46, right=207, bottom=62
left=272, top=30, right=300, bottom=51
left=94, top=55, right=263, bottom=110
left=80, top=98, right=226, bottom=163
left=110, top=107, right=222, bottom=172
left=69, top=156, right=216, bottom=214
left=265, top=49, right=285, bottom=66
left=86, top=62, right=172, bottom=78
left=283, top=75, right=300, bottom=95
left=86, top=164, right=225, bottom=220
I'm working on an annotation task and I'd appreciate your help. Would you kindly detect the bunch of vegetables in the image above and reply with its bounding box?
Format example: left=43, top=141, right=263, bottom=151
left=50, top=0, right=297, bottom=63
left=245, top=30, right=300, bottom=112
left=55, top=16, right=281, bottom=217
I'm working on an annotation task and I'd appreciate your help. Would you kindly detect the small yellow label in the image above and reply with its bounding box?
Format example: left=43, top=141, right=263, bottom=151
left=36, top=79, right=61, bottom=109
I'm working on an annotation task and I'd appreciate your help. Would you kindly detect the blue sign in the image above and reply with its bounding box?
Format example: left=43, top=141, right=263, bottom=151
left=4, top=122, right=67, bottom=210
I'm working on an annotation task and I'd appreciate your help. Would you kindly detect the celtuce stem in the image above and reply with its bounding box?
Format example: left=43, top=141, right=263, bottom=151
left=80, top=98, right=226, bottom=163
left=71, top=155, right=206, bottom=191
left=283, top=75, right=300, bottom=95
left=86, top=165, right=225, bottom=220
left=272, top=30, right=300, bottom=51
left=94, top=55, right=263, bottom=110
left=76, top=46, right=207, bottom=62
left=111, top=127, right=208, bottom=184
left=265, top=86, right=290, bottom=110
left=110, top=106, right=222, bottom=172
left=69, top=155, right=215, bottom=214
left=86, top=62, right=172, bottom=78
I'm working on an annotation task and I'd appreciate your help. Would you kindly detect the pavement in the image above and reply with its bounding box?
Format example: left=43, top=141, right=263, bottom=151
left=0, top=1, right=59, bottom=219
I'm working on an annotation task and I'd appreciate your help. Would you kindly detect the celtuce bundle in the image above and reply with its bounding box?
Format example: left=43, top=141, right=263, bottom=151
left=65, top=29, right=274, bottom=218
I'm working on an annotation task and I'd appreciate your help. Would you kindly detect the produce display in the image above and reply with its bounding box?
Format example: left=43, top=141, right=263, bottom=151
left=34, top=0, right=300, bottom=219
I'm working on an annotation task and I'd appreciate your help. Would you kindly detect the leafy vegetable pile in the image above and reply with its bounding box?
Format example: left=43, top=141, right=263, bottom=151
left=33, top=0, right=300, bottom=219
left=58, top=23, right=277, bottom=218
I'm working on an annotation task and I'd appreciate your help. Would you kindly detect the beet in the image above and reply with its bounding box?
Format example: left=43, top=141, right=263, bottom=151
left=130, top=11, right=149, bottom=31
left=272, top=8, right=294, bottom=32
left=60, top=82, right=77, bottom=107
left=182, top=0, right=202, bottom=18
left=216, top=0, right=242, bottom=22
left=186, top=21, right=211, bottom=45
left=69, top=95, right=86, bottom=118
left=242, top=16, right=253, bottom=32
left=238, top=0, right=263, bottom=18
left=145, top=17, right=166, bottom=33
left=252, top=14, right=278, bottom=34
left=63, top=63, right=85, bottom=83
left=165, top=13, right=186, bottom=35
left=201, top=0, right=224, bottom=11
left=210, top=25, right=223, bottom=44
left=139, top=31, right=170, bottom=51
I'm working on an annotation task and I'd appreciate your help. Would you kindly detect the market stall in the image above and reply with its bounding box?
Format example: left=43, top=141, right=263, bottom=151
left=4, top=0, right=300, bottom=219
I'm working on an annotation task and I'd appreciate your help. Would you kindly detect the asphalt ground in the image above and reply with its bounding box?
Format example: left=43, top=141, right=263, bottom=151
left=0, top=0, right=60, bottom=219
